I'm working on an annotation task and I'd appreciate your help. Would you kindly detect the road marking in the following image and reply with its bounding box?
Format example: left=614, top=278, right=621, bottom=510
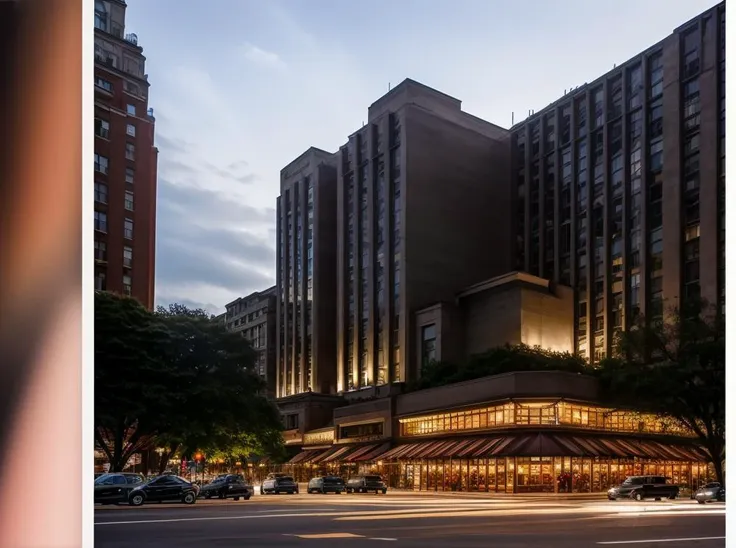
left=286, top=533, right=364, bottom=539
left=597, top=537, right=726, bottom=545
left=369, top=538, right=397, bottom=541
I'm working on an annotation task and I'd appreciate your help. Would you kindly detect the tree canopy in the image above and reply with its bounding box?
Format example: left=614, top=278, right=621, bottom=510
left=95, top=292, right=284, bottom=472
left=410, top=344, right=589, bottom=391
left=598, top=300, right=725, bottom=483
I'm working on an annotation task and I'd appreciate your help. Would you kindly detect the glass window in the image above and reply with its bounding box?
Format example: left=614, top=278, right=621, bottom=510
left=123, top=246, right=133, bottom=268
left=125, top=168, right=134, bottom=184
left=124, top=218, right=134, bottom=239
left=125, top=142, right=135, bottom=161
left=94, top=210, right=107, bottom=232
left=94, top=182, right=108, bottom=204
left=122, top=275, right=132, bottom=296
left=94, top=154, right=108, bottom=174
left=95, top=118, right=110, bottom=139
left=124, top=191, right=134, bottom=211
left=421, top=324, right=436, bottom=367
left=126, top=123, right=136, bottom=137
left=126, top=104, right=136, bottom=116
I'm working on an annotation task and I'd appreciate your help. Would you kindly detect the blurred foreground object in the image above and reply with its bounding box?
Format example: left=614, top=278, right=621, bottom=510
left=0, top=1, right=83, bottom=547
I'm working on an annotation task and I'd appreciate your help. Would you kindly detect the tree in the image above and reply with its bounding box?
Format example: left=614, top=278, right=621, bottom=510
left=410, top=344, right=589, bottom=391
left=598, top=299, right=725, bottom=484
left=94, top=292, right=172, bottom=471
left=95, top=295, right=284, bottom=473
left=150, top=306, right=284, bottom=472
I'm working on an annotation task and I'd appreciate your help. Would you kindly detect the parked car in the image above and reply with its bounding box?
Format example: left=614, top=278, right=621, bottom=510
left=94, top=473, right=145, bottom=505
left=199, top=474, right=254, bottom=501
left=607, top=476, right=678, bottom=501
left=694, top=482, right=725, bottom=504
left=308, top=476, right=345, bottom=494
left=128, top=475, right=199, bottom=506
left=261, top=475, right=299, bottom=495
left=345, top=475, right=387, bottom=494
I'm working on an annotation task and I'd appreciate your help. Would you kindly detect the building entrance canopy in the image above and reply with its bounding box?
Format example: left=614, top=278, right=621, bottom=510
left=379, top=433, right=706, bottom=462
left=288, top=442, right=391, bottom=466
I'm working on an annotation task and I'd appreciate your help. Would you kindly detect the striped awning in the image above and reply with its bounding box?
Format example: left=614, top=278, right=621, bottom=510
left=343, top=443, right=392, bottom=463
left=380, top=433, right=707, bottom=462
left=287, top=449, right=329, bottom=465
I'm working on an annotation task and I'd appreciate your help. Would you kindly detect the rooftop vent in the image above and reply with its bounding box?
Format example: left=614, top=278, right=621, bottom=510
left=124, top=33, right=138, bottom=45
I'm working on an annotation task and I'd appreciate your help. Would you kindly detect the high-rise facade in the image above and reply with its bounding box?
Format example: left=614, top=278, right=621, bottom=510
left=511, top=2, right=725, bottom=363
left=223, top=286, right=278, bottom=395
left=93, top=0, right=158, bottom=309
left=276, top=148, right=338, bottom=398
left=335, top=80, right=513, bottom=392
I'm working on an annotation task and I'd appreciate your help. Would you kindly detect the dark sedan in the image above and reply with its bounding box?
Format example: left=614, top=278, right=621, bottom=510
left=308, top=476, right=345, bottom=494
left=261, top=476, right=299, bottom=495
left=695, top=482, right=725, bottom=504
left=199, top=474, right=254, bottom=501
left=94, top=473, right=145, bottom=505
left=128, top=475, right=199, bottom=506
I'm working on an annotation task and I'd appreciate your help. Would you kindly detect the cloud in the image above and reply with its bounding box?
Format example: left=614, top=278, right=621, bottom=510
left=240, top=43, right=286, bottom=69
left=155, top=176, right=276, bottom=308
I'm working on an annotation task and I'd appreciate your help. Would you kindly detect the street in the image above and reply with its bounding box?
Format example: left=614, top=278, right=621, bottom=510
left=94, top=492, right=725, bottom=547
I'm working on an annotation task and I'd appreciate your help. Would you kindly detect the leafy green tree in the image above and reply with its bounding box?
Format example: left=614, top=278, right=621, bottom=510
left=94, top=292, right=171, bottom=471
left=411, top=344, right=589, bottom=391
left=95, top=295, right=284, bottom=473
left=150, top=305, right=284, bottom=473
left=599, top=300, right=725, bottom=484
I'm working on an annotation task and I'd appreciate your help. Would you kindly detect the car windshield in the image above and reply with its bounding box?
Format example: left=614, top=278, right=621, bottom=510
left=365, top=476, right=382, bottom=482
left=324, top=477, right=343, bottom=484
left=703, top=482, right=721, bottom=488
left=622, top=477, right=644, bottom=485
left=277, top=477, right=294, bottom=483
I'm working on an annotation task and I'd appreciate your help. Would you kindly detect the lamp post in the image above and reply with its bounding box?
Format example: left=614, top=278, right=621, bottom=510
left=155, top=447, right=165, bottom=476
left=194, top=453, right=203, bottom=484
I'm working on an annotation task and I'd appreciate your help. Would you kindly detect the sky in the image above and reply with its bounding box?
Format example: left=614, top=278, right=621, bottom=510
left=124, top=0, right=718, bottom=315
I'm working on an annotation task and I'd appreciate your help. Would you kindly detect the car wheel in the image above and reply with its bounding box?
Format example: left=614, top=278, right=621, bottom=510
left=275, top=490, right=280, bottom=495
left=382, top=489, right=387, bottom=494
left=634, top=492, right=643, bottom=501
left=233, top=497, right=239, bottom=501
left=668, top=494, right=676, bottom=500
left=129, top=494, right=145, bottom=507
left=244, top=494, right=251, bottom=500
left=321, top=488, right=326, bottom=494
left=698, top=500, right=705, bottom=504
left=219, top=492, right=226, bottom=500
left=183, top=492, right=196, bottom=505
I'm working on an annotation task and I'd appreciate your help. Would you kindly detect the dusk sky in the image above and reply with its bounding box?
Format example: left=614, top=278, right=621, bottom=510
left=125, top=0, right=717, bottom=314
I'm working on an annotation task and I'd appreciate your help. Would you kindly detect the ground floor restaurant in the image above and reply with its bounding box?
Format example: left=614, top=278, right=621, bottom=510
left=281, top=433, right=713, bottom=494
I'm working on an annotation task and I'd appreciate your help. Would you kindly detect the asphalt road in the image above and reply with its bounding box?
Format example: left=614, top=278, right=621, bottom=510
left=95, top=492, right=726, bottom=547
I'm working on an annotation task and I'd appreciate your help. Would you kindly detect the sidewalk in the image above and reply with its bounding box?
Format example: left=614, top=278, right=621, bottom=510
left=383, top=489, right=605, bottom=500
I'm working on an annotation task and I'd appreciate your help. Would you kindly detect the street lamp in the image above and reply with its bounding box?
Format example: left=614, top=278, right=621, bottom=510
left=155, top=448, right=165, bottom=475
left=194, top=453, right=203, bottom=484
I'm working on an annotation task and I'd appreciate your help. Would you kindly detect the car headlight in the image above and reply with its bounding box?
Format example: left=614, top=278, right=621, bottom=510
left=704, top=491, right=714, bottom=496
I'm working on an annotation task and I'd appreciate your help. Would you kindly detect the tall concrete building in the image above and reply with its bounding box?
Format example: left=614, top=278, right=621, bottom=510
left=276, top=148, right=338, bottom=398
left=335, top=79, right=513, bottom=393
left=223, top=286, right=278, bottom=394
left=511, top=2, right=725, bottom=362
left=93, top=0, right=158, bottom=309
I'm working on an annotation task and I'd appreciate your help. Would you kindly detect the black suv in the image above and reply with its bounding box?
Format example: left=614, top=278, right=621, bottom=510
left=346, top=475, right=387, bottom=494
left=607, top=476, right=679, bottom=501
